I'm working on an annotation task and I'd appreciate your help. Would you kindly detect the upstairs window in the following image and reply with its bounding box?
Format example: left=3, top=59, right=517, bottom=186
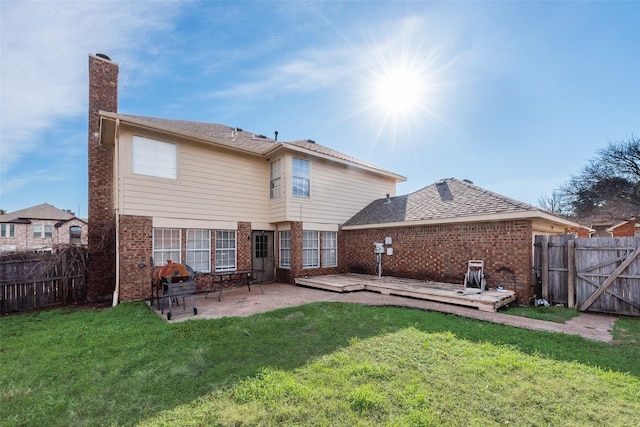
left=32, top=224, right=42, bottom=238
left=44, top=225, right=53, bottom=238
left=292, top=158, right=310, bottom=198
left=270, top=159, right=281, bottom=199
left=132, top=135, right=177, bottom=179
left=70, top=226, right=82, bottom=241
left=0, top=224, right=15, bottom=238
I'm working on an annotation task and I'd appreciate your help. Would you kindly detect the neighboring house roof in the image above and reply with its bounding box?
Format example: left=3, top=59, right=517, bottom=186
left=343, top=178, right=582, bottom=229
left=0, top=203, right=74, bottom=222
left=575, top=202, right=640, bottom=227
left=101, top=112, right=405, bottom=181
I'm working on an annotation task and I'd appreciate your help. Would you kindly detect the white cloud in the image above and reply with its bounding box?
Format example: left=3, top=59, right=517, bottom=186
left=0, top=0, right=182, bottom=175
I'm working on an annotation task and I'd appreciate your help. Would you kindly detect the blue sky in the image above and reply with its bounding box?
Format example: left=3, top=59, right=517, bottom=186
left=1, top=1, right=639, bottom=217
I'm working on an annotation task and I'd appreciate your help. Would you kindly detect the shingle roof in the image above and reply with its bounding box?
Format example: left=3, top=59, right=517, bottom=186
left=116, top=114, right=403, bottom=179
left=122, top=115, right=278, bottom=154
left=0, top=203, right=74, bottom=222
left=343, top=178, right=538, bottom=226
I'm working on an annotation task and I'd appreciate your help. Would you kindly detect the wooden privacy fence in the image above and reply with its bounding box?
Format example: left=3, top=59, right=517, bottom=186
left=0, top=246, right=88, bottom=314
left=534, top=235, right=640, bottom=316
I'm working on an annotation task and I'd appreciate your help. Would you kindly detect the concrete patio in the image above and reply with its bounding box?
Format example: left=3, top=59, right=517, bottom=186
left=149, top=281, right=617, bottom=343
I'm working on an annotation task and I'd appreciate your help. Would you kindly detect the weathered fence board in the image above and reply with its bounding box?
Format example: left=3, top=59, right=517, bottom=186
left=0, top=247, right=87, bottom=314
left=575, top=237, right=640, bottom=316
left=534, top=235, right=640, bottom=316
left=533, top=235, right=574, bottom=305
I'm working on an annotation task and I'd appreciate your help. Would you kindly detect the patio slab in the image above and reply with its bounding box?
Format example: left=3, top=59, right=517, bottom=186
left=149, top=282, right=616, bottom=343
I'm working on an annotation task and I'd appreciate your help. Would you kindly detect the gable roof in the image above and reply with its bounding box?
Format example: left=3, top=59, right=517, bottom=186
left=0, top=203, right=74, bottom=222
left=343, top=178, right=581, bottom=229
left=101, top=113, right=405, bottom=181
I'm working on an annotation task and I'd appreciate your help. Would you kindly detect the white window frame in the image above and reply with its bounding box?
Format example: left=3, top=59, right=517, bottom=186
left=279, top=230, right=291, bottom=268
left=1, top=224, right=15, bottom=238
left=322, top=231, right=338, bottom=267
left=153, top=228, right=181, bottom=265
left=186, top=229, right=211, bottom=272
left=32, top=224, right=42, bottom=238
left=270, top=159, right=281, bottom=199
left=215, top=230, right=236, bottom=272
left=302, top=230, right=320, bottom=268
left=132, top=135, right=177, bottom=179
left=292, top=158, right=310, bottom=198
left=44, top=225, right=53, bottom=238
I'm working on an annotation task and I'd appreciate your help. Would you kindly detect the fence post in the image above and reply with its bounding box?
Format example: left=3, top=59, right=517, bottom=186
left=567, top=239, right=575, bottom=308
left=541, top=238, right=549, bottom=301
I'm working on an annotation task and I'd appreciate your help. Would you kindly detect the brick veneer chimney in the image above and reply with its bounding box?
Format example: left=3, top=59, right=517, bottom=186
left=87, top=54, right=118, bottom=301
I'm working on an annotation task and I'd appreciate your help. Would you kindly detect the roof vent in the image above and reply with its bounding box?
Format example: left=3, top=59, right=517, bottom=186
left=234, top=127, right=243, bottom=132
left=274, top=131, right=278, bottom=141
left=95, top=53, right=111, bottom=61
left=258, top=134, right=267, bottom=139
left=462, top=179, right=474, bottom=184
left=384, top=193, right=391, bottom=204
left=306, top=139, right=315, bottom=144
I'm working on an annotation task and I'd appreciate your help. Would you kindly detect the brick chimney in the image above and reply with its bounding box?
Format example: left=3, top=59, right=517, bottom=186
left=87, top=53, right=118, bottom=301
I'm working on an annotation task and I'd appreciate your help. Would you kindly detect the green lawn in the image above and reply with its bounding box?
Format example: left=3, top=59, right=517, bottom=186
left=1, top=302, right=639, bottom=426
left=499, top=305, right=582, bottom=323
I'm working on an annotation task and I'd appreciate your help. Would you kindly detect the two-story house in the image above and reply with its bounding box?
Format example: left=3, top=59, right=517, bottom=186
left=0, top=203, right=87, bottom=252
left=87, top=54, right=406, bottom=302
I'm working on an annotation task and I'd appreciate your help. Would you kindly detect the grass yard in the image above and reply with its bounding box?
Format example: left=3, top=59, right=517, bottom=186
left=1, top=302, right=639, bottom=426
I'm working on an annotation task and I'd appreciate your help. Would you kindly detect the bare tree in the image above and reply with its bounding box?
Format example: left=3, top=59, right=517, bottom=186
left=559, top=136, right=640, bottom=220
left=537, top=190, right=569, bottom=215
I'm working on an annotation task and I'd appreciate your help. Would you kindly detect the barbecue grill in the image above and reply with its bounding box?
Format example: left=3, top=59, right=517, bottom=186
left=161, top=267, right=197, bottom=320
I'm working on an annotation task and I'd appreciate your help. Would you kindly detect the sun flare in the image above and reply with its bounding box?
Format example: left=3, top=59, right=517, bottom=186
left=355, top=37, right=450, bottom=143
left=374, top=67, right=424, bottom=118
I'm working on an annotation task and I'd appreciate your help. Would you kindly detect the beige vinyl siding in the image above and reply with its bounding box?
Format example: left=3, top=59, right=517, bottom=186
left=284, top=154, right=396, bottom=224
left=268, top=156, right=288, bottom=222
left=116, top=125, right=398, bottom=227
left=119, top=128, right=271, bottom=223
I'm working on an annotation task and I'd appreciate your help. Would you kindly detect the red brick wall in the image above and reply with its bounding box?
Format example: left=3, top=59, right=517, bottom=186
left=118, top=215, right=153, bottom=301
left=567, top=226, right=591, bottom=238
left=237, top=222, right=252, bottom=270
left=116, top=220, right=259, bottom=301
left=88, top=54, right=118, bottom=301
left=342, top=220, right=534, bottom=304
left=275, top=223, right=343, bottom=283
left=612, top=221, right=637, bottom=237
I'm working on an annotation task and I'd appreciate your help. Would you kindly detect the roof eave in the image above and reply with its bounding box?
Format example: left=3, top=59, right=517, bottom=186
left=100, top=111, right=266, bottom=157
left=342, top=209, right=584, bottom=231
left=264, top=144, right=406, bottom=182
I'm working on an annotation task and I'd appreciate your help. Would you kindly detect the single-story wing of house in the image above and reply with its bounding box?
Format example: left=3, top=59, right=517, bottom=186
left=341, top=178, right=583, bottom=304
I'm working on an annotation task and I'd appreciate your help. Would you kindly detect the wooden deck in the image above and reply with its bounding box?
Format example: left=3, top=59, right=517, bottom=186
left=295, top=274, right=516, bottom=312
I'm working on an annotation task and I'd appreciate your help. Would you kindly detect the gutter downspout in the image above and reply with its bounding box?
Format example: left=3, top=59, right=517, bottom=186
left=112, top=118, right=121, bottom=307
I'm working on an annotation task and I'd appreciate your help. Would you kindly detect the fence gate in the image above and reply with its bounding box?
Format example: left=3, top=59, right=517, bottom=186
left=574, top=237, right=640, bottom=316
left=534, top=235, right=640, bottom=316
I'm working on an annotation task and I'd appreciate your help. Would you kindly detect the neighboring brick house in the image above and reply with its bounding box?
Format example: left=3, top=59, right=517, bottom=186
left=607, top=220, right=640, bottom=237
left=87, top=54, right=405, bottom=302
left=0, top=203, right=87, bottom=252
left=341, top=178, right=583, bottom=305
